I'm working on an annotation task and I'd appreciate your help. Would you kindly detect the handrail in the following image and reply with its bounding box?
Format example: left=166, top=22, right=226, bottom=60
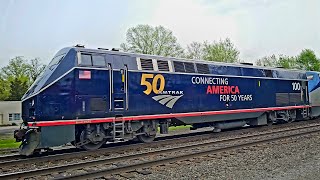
left=108, top=63, right=113, bottom=111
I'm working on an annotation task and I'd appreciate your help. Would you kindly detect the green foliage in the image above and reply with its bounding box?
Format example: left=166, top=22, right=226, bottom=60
left=256, top=54, right=297, bottom=69
left=296, top=49, right=320, bottom=71
left=27, top=58, right=46, bottom=81
left=185, top=38, right=240, bottom=63
left=186, top=38, right=240, bottom=63
left=0, top=57, right=45, bottom=101
left=185, top=42, right=203, bottom=60
left=256, top=49, right=320, bottom=71
left=120, top=24, right=184, bottom=57
left=8, top=77, right=29, bottom=101
left=202, top=38, right=240, bottom=63
left=278, top=55, right=297, bottom=69
left=256, top=54, right=278, bottom=67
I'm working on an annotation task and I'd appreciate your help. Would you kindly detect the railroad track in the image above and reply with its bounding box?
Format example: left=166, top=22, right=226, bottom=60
left=1, top=122, right=320, bottom=179
left=0, top=119, right=317, bottom=164
left=0, top=120, right=316, bottom=167
left=0, top=129, right=214, bottom=165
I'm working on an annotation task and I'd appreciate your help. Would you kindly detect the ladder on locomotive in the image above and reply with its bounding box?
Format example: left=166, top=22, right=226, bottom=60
left=112, top=117, right=125, bottom=141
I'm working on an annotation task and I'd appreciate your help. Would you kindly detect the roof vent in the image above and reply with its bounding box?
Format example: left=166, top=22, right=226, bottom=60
left=240, top=62, right=253, bottom=66
left=111, top=48, right=119, bottom=51
left=98, top=48, right=109, bottom=50
left=75, top=44, right=85, bottom=48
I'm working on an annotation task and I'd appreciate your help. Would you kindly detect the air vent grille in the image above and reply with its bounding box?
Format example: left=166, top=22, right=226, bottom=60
left=157, top=60, right=170, bottom=72
left=184, top=62, right=195, bottom=73
left=140, top=59, right=154, bottom=70
left=173, top=61, right=185, bottom=72
left=196, top=63, right=210, bottom=74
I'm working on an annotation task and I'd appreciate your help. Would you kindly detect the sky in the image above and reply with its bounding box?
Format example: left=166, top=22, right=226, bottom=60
left=0, top=0, right=319, bottom=67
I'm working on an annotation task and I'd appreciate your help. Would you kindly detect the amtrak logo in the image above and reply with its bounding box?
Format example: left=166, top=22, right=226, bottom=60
left=140, top=73, right=183, bottom=109
left=152, top=91, right=184, bottom=109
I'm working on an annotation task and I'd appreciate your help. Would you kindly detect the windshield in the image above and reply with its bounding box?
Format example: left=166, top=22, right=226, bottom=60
left=22, top=53, right=66, bottom=99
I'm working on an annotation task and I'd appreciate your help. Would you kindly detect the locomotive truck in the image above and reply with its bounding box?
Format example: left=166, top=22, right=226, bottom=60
left=14, top=45, right=320, bottom=156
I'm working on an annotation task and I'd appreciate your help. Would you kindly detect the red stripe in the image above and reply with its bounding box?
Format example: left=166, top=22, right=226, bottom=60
left=28, top=105, right=310, bottom=127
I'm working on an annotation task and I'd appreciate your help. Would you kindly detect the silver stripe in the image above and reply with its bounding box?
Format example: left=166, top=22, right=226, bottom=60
left=158, top=96, right=177, bottom=105
left=152, top=95, right=171, bottom=101
left=166, top=95, right=183, bottom=108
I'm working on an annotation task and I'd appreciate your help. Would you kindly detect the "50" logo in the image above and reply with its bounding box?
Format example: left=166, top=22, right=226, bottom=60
left=141, top=74, right=165, bottom=95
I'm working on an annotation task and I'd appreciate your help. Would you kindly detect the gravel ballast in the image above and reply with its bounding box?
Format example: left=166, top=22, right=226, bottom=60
left=127, top=132, right=320, bottom=180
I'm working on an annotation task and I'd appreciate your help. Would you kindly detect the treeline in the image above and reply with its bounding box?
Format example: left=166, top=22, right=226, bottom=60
left=256, top=49, right=320, bottom=71
left=0, top=57, right=45, bottom=101
left=1, top=24, right=319, bottom=101
left=120, top=25, right=240, bottom=63
left=121, top=24, right=320, bottom=70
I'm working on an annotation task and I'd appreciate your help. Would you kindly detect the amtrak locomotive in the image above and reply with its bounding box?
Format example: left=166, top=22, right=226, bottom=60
left=14, top=45, right=320, bottom=156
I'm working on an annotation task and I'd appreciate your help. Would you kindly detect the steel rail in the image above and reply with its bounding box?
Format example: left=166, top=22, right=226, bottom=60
left=1, top=121, right=318, bottom=167
left=1, top=124, right=320, bottom=179
left=61, top=128, right=320, bottom=180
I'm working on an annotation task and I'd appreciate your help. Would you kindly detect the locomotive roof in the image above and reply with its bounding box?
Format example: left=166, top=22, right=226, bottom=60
left=71, top=46, right=306, bottom=73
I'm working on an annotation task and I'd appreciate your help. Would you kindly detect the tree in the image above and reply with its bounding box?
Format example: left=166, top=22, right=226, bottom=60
left=0, top=56, right=46, bottom=101
left=256, top=54, right=278, bottom=67
left=0, top=74, right=10, bottom=100
left=27, top=58, right=46, bottom=82
left=8, top=77, right=29, bottom=101
left=202, top=38, right=240, bottom=63
left=185, top=42, right=204, bottom=60
left=278, top=55, right=297, bottom=69
left=296, top=49, right=320, bottom=71
left=120, top=24, right=184, bottom=57
left=256, top=54, right=297, bottom=69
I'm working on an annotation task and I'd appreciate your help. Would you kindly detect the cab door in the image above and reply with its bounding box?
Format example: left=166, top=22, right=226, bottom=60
left=108, top=55, right=129, bottom=112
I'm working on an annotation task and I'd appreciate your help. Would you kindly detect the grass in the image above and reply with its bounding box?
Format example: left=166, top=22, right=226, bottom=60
left=169, top=125, right=192, bottom=131
left=0, top=136, right=20, bottom=149
left=157, top=125, right=192, bottom=131
left=0, top=125, right=191, bottom=149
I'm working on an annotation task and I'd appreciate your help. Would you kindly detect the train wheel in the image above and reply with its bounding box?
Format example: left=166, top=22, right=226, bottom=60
left=79, top=129, right=106, bottom=150
left=137, top=134, right=156, bottom=143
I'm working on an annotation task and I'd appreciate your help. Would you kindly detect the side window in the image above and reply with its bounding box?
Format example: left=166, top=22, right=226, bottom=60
left=8, top=114, right=13, bottom=121
left=80, top=54, right=92, bottom=66
left=92, top=55, right=106, bottom=66
left=14, top=113, right=20, bottom=120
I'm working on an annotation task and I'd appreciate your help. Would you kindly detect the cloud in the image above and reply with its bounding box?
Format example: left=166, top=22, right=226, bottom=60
left=147, top=0, right=320, bottom=62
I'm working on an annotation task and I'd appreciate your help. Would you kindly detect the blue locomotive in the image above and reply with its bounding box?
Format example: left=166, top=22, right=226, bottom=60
left=14, top=45, right=320, bottom=155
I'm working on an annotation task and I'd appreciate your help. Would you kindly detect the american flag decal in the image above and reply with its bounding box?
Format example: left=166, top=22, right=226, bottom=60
left=79, top=70, right=91, bottom=79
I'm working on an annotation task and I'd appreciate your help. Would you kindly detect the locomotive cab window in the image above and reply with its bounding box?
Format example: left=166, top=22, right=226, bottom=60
left=92, top=55, right=106, bottom=66
left=79, top=54, right=92, bottom=66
